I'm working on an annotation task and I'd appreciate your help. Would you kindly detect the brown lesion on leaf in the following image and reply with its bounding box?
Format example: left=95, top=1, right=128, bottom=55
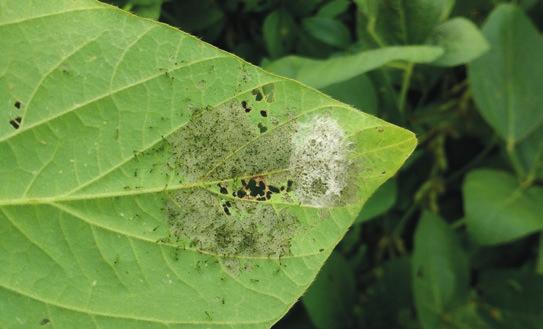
left=166, top=101, right=295, bottom=182
left=164, top=188, right=299, bottom=258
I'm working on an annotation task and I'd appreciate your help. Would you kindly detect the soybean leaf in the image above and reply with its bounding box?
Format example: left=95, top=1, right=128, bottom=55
left=517, top=126, right=543, bottom=181
left=125, top=0, right=163, bottom=20
left=539, top=235, right=543, bottom=275
left=478, top=270, right=543, bottom=329
left=355, top=179, right=396, bottom=224
left=463, top=170, right=543, bottom=245
left=469, top=4, right=543, bottom=144
left=444, top=303, right=492, bottom=329
left=302, top=17, right=351, bottom=49
left=358, top=257, right=416, bottom=328
left=412, top=212, right=470, bottom=329
left=355, top=0, right=455, bottom=46
left=302, top=252, right=356, bottom=329
left=321, top=74, right=378, bottom=115
left=264, top=46, right=444, bottom=89
left=0, top=0, right=417, bottom=328
left=130, top=0, right=161, bottom=4
left=428, top=17, right=489, bottom=66
left=317, top=0, right=350, bottom=18
left=133, top=1, right=162, bottom=19
left=263, top=9, right=297, bottom=58
left=159, top=0, right=224, bottom=42
left=519, top=0, right=540, bottom=10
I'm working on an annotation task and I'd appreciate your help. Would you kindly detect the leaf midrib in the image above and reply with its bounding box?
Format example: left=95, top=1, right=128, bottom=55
left=0, top=122, right=404, bottom=207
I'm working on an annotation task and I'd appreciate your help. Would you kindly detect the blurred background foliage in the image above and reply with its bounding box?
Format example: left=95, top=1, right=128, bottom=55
left=101, top=0, right=543, bottom=328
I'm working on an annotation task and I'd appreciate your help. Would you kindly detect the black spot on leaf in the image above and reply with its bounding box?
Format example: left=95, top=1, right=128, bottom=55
left=9, top=117, right=21, bottom=129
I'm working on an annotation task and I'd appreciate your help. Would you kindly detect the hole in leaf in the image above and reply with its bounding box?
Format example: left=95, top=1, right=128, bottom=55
left=241, top=101, right=251, bottom=113
left=9, top=117, right=21, bottom=129
left=262, top=84, right=275, bottom=102
left=257, top=122, right=267, bottom=133
left=252, top=88, right=263, bottom=101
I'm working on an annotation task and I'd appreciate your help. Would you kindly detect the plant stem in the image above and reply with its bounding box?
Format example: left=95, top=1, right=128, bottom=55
left=392, top=202, right=418, bottom=238
left=506, top=141, right=526, bottom=180
left=367, top=18, right=386, bottom=48
left=450, top=218, right=466, bottom=230
left=398, top=62, right=414, bottom=114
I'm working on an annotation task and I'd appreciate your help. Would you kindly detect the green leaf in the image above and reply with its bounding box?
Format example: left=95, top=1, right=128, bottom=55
left=538, top=234, right=543, bottom=275
left=517, top=126, right=543, bottom=181
left=355, top=0, right=455, bottom=46
left=412, top=212, right=470, bottom=329
left=358, top=257, right=417, bottom=328
left=130, top=0, right=162, bottom=5
left=317, top=0, right=350, bottom=18
left=302, top=252, right=356, bottom=329
left=321, top=74, right=378, bottom=115
left=463, top=170, right=543, bottom=245
left=468, top=4, right=543, bottom=144
left=132, top=1, right=163, bottom=19
left=429, top=17, right=489, bottom=66
left=444, top=303, right=493, bottom=329
left=355, top=179, right=396, bottom=224
left=264, top=46, right=444, bottom=89
left=302, top=17, right=351, bottom=48
left=161, top=0, right=224, bottom=33
left=263, top=9, right=297, bottom=58
left=478, top=270, right=543, bottom=329
left=0, top=0, right=417, bottom=327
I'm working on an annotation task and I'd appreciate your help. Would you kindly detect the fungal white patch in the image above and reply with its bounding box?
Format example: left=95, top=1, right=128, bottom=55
left=289, top=116, right=351, bottom=207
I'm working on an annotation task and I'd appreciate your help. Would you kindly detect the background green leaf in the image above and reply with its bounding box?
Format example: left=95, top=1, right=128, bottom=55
left=428, top=17, right=489, bottom=66
left=356, top=0, right=455, bottom=46
left=357, top=257, right=417, bottom=328
left=321, top=74, right=378, bottom=115
left=316, top=0, right=350, bottom=18
left=265, top=46, right=444, bottom=89
left=469, top=4, right=543, bottom=144
left=463, top=170, right=543, bottom=245
left=302, top=252, right=356, bottom=329
left=412, top=212, right=469, bottom=329
left=517, top=127, right=543, bottom=181
left=478, top=270, right=543, bottom=329
left=355, top=179, right=396, bottom=224
left=301, top=17, right=351, bottom=49
left=263, top=9, right=297, bottom=58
